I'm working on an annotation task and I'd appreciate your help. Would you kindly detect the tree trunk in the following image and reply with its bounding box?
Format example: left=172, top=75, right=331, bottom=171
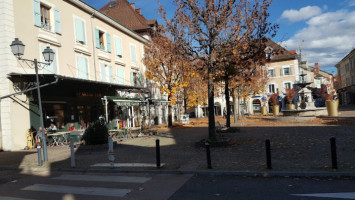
left=168, top=105, right=172, bottom=127
left=237, top=87, right=241, bottom=120
left=168, top=94, right=173, bottom=127
left=208, top=69, right=216, bottom=141
left=232, top=88, right=237, bottom=123
left=183, top=88, right=187, bottom=114
left=224, top=76, right=230, bottom=128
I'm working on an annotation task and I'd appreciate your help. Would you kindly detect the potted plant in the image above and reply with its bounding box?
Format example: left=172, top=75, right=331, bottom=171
left=321, top=76, right=340, bottom=116
left=270, top=93, right=279, bottom=116
left=261, top=96, right=267, bottom=115
left=285, top=89, right=296, bottom=110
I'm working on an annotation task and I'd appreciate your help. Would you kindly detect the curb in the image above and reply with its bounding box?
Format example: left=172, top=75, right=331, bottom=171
left=5, top=165, right=353, bottom=178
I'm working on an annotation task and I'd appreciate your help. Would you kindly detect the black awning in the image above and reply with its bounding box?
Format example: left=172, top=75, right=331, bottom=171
left=7, top=73, right=149, bottom=98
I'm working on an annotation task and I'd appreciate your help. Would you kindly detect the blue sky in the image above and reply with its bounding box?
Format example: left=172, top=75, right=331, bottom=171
left=83, top=0, right=355, bottom=73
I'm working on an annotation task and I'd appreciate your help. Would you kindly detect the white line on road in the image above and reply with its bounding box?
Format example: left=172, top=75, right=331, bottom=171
left=53, top=174, right=151, bottom=183
left=292, top=192, right=355, bottom=199
left=22, top=184, right=131, bottom=197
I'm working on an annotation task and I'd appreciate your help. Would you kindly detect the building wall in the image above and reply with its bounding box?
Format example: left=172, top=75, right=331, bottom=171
left=336, top=50, right=355, bottom=105
left=1, top=0, right=147, bottom=150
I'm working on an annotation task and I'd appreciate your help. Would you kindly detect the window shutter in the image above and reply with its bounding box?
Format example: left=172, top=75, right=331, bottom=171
left=131, top=45, right=136, bottom=62
left=115, top=37, right=122, bottom=56
left=280, top=68, right=283, bottom=76
left=109, top=66, right=113, bottom=83
left=54, top=8, right=61, bottom=34
left=106, top=33, right=111, bottom=53
left=101, top=63, right=106, bottom=82
left=95, top=28, right=100, bottom=48
left=75, top=19, right=85, bottom=43
left=77, top=56, right=88, bottom=79
left=130, top=72, right=134, bottom=86
left=33, top=0, right=41, bottom=27
left=289, top=68, right=292, bottom=75
left=138, top=73, right=142, bottom=87
left=117, top=67, right=124, bottom=85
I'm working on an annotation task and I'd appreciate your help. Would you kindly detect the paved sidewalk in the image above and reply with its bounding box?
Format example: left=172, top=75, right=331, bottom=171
left=1, top=108, right=355, bottom=181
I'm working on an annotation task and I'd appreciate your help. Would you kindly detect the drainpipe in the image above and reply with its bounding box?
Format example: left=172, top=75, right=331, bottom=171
left=90, top=12, right=97, bottom=81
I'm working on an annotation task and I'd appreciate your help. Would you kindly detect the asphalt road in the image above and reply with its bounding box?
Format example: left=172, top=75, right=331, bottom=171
left=169, top=175, right=355, bottom=200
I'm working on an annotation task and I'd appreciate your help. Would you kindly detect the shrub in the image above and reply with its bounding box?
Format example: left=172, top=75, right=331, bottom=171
left=286, top=89, right=296, bottom=104
left=269, top=93, right=279, bottom=106
left=82, top=120, right=108, bottom=145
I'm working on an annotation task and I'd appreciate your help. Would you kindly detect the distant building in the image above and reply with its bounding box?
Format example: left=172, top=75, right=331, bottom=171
left=336, top=49, right=355, bottom=105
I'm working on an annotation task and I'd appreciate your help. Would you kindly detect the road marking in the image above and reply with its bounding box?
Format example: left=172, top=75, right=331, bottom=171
left=22, top=184, right=131, bottom=197
left=292, top=192, right=355, bottom=199
left=53, top=174, right=151, bottom=183
left=0, top=197, right=35, bottom=200
left=91, top=163, right=165, bottom=167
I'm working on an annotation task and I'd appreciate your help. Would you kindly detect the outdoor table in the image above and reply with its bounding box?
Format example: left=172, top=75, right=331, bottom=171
left=49, top=132, right=69, bottom=146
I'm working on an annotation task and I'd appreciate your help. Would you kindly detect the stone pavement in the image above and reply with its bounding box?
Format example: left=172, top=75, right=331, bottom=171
left=1, top=106, right=355, bottom=181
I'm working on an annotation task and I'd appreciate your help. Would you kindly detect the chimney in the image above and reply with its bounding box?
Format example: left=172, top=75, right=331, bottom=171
left=136, top=8, right=141, bottom=15
left=315, top=62, right=319, bottom=74
left=130, top=3, right=135, bottom=9
left=289, top=50, right=296, bottom=54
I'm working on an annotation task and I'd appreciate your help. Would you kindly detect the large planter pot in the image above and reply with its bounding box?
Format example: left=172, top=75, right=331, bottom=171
left=287, top=104, right=295, bottom=110
left=272, top=105, right=279, bottom=116
left=325, top=99, right=339, bottom=116
left=261, top=106, right=267, bottom=115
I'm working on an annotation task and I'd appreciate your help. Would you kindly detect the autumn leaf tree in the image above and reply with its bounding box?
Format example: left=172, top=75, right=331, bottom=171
left=161, top=0, right=277, bottom=140
left=143, top=34, right=190, bottom=127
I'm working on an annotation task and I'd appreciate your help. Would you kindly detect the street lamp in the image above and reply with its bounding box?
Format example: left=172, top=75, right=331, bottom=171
left=10, top=38, right=55, bottom=162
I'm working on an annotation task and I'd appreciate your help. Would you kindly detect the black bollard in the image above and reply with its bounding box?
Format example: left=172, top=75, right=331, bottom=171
left=205, top=142, right=212, bottom=169
left=156, top=139, right=161, bottom=168
left=37, top=145, right=42, bottom=166
left=330, top=137, right=337, bottom=170
left=265, top=139, right=272, bottom=169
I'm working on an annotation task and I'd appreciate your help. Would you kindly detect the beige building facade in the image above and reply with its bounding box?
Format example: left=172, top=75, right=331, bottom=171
left=0, top=0, right=148, bottom=150
left=336, top=49, right=355, bottom=105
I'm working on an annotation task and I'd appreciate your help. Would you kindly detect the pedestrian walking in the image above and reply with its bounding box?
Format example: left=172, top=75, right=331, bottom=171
left=223, top=107, right=227, bottom=118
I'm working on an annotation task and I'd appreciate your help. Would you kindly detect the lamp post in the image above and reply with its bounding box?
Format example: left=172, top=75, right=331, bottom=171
left=10, top=38, right=55, bottom=162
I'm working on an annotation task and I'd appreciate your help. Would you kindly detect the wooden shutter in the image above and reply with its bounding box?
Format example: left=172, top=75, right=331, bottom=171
left=106, top=33, right=111, bottom=53
left=101, top=63, right=106, bottom=82
left=117, top=67, right=125, bottom=85
left=115, top=37, right=122, bottom=56
left=109, top=66, right=113, bottom=83
left=130, top=45, right=136, bottom=62
left=130, top=72, right=134, bottom=86
left=54, top=8, right=61, bottom=34
left=95, top=28, right=100, bottom=48
left=33, top=0, right=41, bottom=27
left=75, top=19, right=85, bottom=43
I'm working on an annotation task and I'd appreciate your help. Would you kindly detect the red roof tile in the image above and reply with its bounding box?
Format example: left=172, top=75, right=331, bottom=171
left=100, top=0, right=157, bottom=32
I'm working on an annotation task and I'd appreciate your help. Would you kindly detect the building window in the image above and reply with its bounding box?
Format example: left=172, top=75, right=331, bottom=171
left=115, top=37, right=123, bottom=57
left=117, top=67, right=125, bottom=85
left=267, top=69, right=275, bottom=77
left=282, top=67, right=291, bottom=76
left=131, top=71, right=141, bottom=87
left=268, top=84, right=275, bottom=93
left=284, top=82, right=291, bottom=90
left=130, top=44, right=137, bottom=62
left=40, top=4, right=51, bottom=30
left=95, top=28, right=111, bottom=52
left=99, top=31, right=105, bottom=49
left=75, top=18, right=86, bottom=44
left=77, top=56, right=88, bottom=79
